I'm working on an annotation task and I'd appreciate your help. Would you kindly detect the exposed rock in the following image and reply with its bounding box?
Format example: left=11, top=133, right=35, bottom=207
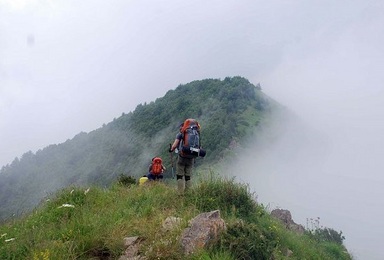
left=229, top=139, right=238, bottom=149
left=120, top=211, right=225, bottom=258
left=162, top=216, right=183, bottom=232
left=118, top=236, right=146, bottom=260
left=180, top=210, right=226, bottom=255
left=271, top=209, right=305, bottom=234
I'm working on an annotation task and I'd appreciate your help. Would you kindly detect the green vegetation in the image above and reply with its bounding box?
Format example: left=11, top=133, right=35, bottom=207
left=0, top=76, right=276, bottom=221
left=0, top=76, right=352, bottom=258
left=0, top=174, right=351, bottom=259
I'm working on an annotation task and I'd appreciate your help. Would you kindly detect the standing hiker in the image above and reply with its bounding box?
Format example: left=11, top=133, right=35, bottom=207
left=169, top=118, right=206, bottom=195
left=147, top=157, right=166, bottom=181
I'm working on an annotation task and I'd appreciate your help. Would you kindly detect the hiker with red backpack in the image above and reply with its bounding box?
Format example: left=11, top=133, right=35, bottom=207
left=147, top=157, right=166, bottom=181
left=169, top=118, right=206, bottom=195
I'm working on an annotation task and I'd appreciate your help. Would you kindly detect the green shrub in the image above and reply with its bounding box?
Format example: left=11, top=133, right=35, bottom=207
left=306, top=217, right=345, bottom=245
left=189, top=250, right=235, bottom=260
left=312, top=227, right=345, bottom=245
left=321, top=242, right=350, bottom=259
left=117, top=174, right=137, bottom=186
left=218, top=219, right=278, bottom=260
left=189, top=173, right=257, bottom=219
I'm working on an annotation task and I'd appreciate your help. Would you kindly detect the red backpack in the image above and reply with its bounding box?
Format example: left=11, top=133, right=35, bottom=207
left=151, top=157, right=163, bottom=175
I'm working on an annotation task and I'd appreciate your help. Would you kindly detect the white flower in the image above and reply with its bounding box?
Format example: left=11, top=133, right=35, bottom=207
left=70, top=189, right=75, bottom=194
left=84, top=188, right=90, bottom=195
left=58, top=204, right=75, bottom=208
left=1, top=233, right=7, bottom=238
left=5, top=238, right=15, bottom=242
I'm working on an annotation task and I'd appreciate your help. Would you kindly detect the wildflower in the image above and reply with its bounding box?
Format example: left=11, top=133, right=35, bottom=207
left=58, top=204, right=75, bottom=208
left=70, top=189, right=75, bottom=194
left=1, top=233, right=7, bottom=238
left=5, top=238, right=15, bottom=242
left=84, top=187, right=90, bottom=195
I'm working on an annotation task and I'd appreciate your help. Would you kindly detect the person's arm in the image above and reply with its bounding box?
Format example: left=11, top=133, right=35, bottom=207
left=170, top=139, right=179, bottom=151
left=170, top=133, right=182, bottom=152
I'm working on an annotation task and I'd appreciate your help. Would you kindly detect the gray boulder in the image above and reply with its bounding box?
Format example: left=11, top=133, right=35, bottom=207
left=118, top=236, right=146, bottom=260
left=180, top=210, right=226, bottom=255
left=271, top=208, right=305, bottom=234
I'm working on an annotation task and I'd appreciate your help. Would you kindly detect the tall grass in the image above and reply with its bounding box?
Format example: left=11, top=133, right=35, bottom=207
left=0, top=173, right=352, bottom=260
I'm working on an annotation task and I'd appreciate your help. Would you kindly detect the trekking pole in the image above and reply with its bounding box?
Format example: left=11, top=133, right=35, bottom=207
left=169, top=143, right=175, bottom=179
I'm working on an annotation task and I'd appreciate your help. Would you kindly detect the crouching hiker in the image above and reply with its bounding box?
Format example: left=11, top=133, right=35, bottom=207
left=148, top=157, right=166, bottom=181
left=169, top=118, right=206, bottom=195
left=139, top=175, right=149, bottom=185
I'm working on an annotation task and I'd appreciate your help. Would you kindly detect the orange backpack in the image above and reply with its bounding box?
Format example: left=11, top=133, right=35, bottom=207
left=151, top=157, right=163, bottom=175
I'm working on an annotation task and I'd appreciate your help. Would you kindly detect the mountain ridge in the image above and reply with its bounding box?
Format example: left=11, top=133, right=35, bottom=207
left=0, top=76, right=275, bottom=221
left=0, top=76, right=352, bottom=259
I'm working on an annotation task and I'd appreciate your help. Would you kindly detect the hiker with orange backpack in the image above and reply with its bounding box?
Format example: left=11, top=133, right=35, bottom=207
left=169, top=118, right=206, bottom=195
left=147, top=157, right=166, bottom=181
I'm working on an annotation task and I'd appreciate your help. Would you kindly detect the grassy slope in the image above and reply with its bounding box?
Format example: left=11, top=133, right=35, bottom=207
left=0, top=77, right=272, bottom=221
left=0, top=77, right=352, bottom=259
left=0, top=172, right=351, bottom=260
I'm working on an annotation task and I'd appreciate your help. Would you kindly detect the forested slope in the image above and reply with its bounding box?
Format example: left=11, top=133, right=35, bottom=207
left=0, top=76, right=276, bottom=221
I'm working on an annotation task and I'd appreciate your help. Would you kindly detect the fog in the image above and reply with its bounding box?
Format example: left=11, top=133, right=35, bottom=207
left=232, top=107, right=384, bottom=259
left=231, top=7, right=384, bottom=258
left=1, top=0, right=384, bottom=259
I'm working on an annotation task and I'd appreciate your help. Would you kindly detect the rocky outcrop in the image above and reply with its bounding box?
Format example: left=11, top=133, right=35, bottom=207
left=180, top=210, right=226, bottom=255
left=118, top=236, right=146, bottom=260
left=119, top=211, right=225, bottom=258
left=162, top=216, right=183, bottom=232
left=271, top=208, right=305, bottom=234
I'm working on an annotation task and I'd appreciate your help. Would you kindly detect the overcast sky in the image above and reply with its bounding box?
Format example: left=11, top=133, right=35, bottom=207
left=1, top=0, right=384, bottom=259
